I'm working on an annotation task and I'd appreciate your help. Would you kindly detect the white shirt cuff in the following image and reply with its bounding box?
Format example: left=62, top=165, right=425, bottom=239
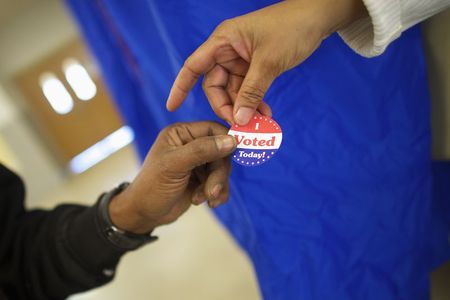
left=338, top=0, right=402, bottom=57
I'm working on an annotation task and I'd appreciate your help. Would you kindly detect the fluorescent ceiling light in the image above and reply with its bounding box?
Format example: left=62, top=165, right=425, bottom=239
left=63, top=58, right=97, bottom=101
left=69, top=126, right=134, bottom=174
left=39, top=73, right=74, bottom=115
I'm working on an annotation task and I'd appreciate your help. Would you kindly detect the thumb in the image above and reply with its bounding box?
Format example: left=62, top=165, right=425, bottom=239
left=234, top=55, right=278, bottom=125
left=166, top=135, right=236, bottom=172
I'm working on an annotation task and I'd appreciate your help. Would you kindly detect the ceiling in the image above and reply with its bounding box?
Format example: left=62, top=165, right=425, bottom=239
left=0, top=0, right=38, bottom=29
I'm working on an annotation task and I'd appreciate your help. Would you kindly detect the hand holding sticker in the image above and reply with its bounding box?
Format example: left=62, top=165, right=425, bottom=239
left=228, top=115, right=282, bottom=167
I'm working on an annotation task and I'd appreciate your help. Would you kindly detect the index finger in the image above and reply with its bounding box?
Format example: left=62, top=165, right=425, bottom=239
left=166, top=38, right=226, bottom=111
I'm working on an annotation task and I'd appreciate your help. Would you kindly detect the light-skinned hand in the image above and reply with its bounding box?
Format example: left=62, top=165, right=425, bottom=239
left=166, top=0, right=367, bottom=125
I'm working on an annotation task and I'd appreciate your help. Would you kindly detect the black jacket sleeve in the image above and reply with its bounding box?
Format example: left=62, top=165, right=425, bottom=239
left=0, top=164, right=128, bottom=300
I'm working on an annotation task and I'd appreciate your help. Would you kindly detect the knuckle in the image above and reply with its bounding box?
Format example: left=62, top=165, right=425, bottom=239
left=184, top=55, right=194, bottom=67
left=163, top=122, right=196, bottom=146
left=163, top=122, right=187, bottom=135
left=208, top=34, right=229, bottom=48
left=182, top=60, right=201, bottom=81
left=215, top=18, right=234, bottom=33
left=211, top=19, right=238, bottom=43
left=240, top=83, right=265, bottom=106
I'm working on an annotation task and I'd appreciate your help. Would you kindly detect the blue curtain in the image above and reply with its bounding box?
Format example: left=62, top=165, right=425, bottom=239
left=66, top=1, right=450, bottom=299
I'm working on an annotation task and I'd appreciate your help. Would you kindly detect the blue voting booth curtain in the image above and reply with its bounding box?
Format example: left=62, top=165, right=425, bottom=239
left=66, top=1, right=450, bottom=299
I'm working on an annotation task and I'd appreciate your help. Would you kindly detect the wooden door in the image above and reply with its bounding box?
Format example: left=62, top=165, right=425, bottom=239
left=15, top=39, right=123, bottom=164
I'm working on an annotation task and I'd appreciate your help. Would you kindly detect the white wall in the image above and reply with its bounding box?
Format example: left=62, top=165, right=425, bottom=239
left=0, top=0, right=78, bottom=79
left=0, top=135, right=20, bottom=172
left=0, top=82, right=64, bottom=205
left=0, top=82, right=16, bottom=126
left=0, top=0, right=79, bottom=204
left=423, top=9, right=450, bottom=160
left=0, top=84, right=19, bottom=171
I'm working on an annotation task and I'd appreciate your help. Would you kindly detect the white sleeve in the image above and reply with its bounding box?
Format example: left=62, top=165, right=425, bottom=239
left=338, top=0, right=450, bottom=57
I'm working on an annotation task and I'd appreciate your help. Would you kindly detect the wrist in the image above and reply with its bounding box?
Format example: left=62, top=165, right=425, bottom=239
left=97, top=184, right=158, bottom=250
left=310, top=0, right=368, bottom=38
left=108, top=187, right=156, bottom=234
left=326, top=0, right=368, bottom=34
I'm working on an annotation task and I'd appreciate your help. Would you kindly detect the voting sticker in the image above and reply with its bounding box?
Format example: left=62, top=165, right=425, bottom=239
left=228, top=115, right=282, bottom=166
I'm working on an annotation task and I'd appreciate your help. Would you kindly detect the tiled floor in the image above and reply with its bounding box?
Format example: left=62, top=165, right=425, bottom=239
left=30, top=146, right=261, bottom=300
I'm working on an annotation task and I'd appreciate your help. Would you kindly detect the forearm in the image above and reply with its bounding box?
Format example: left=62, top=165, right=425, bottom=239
left=310, top=0, right=368, bottom=37
left=1, top=204, right=126, bottom=300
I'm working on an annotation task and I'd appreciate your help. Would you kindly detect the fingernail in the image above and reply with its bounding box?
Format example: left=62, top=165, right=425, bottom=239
left=216, top=135, right=236, bottom=152
left=210, top=184, right=223, bottom=199
left=235, top=107, right=254, bottom=125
